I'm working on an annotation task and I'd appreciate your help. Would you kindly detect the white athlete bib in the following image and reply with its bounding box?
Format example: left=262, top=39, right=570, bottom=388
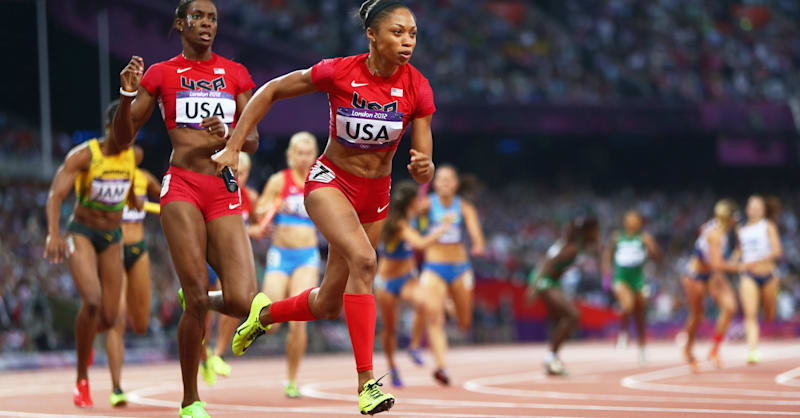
left=90, top=178, right=131, bottom=206
left=123, top=201, right=147, bottom=223
left=175, top=90, right=236, bottom=129
left=615, top=240, right=647, bottom=267
left=282, top=193, right=308, bottom=218
left=335, top=107, right=404, bottom=150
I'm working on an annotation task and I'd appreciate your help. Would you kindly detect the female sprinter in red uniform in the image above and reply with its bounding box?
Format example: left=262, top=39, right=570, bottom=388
left=202, top=152, right=260, bottom=384
left=214, top=1, right=435, bottom=414
left=112, top=1, right=259, bottom=416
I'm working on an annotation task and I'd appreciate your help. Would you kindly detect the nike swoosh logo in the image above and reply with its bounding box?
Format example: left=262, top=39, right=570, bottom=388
left=377, top=203, right=390, bottom=213
left=229, top=203, right=242, bottom=210
left=351, top=81, right=369, bottom=88
left=177, top=67, right=192, bottom=73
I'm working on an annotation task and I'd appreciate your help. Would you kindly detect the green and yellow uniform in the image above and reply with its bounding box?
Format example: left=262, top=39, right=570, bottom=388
left=612, top=232, right=647, bottom=292
left=530, top=239, right=578, bottom=291
left=66, top=139, right=135, bottom=252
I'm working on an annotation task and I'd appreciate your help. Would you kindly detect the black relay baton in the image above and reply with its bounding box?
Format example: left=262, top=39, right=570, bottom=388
left=222, top=166, right=238, bottom=193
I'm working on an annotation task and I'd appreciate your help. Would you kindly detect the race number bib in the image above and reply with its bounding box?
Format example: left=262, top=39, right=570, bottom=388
left=90, top=179, right=131, bottom=206
left=175, top=91, right=236, bottom=129
left=336, top=107, right=403, bottom=150
left=282, top=194, right=309, bottom=218
left=615, top=241, right=647, bottom=267
left=435, top=210, right=463, bottom=244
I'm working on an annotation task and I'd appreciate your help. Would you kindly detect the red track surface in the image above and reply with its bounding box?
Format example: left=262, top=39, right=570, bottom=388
left=1, top=341, right=798, bottom=417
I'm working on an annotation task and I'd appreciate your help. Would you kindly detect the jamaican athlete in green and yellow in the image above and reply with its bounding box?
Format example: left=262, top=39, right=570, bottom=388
left=44, top=101, right=141, bottom=408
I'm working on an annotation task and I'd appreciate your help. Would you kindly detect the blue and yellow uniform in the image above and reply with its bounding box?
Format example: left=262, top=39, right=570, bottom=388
left=376, top=236, right=416, bottom=296
left=422, top=194, right=471, bottom=285
left=67, top=139, right=135, bottom=252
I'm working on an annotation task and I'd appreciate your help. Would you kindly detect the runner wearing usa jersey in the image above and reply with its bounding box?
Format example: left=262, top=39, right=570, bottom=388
left=112, top=1, right=259, bottom=416
left=682, top=200, right=740, bottom=372
left=202, top=152, right=260, bottom=385
left=253, top=132, right=320, bottom=398
left=215, top=1, right=435, bottom=414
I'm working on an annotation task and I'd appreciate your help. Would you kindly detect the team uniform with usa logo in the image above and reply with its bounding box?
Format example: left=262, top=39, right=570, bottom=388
left=140, top=53, right=256, bottom=222
left=305, top=53, right=436, bottom=223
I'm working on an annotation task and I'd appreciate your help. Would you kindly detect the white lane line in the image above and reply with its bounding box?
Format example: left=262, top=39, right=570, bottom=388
left=301, top=377, right=800, bottom=415
left=622, top=363, right=800, bottom=398
left=125, top=377, right=540, bottom=417
left=464, top=374, right=800, bottom=406
left=776, top=366, right=800, bottom=387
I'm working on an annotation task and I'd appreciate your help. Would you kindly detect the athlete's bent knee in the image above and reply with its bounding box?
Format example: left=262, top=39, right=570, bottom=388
left=130, top=316, right=149, bottom=335
left=228, top=291, right=254, bottom=318
left=347, top=251, right=377, bottom=289
left=183, top=287, right=210, bottom=318
left=100, top=306, right=118, bottom=331
left=315, top=296, right=343, bottom=320
left=83, top=297, right=101, bottom=318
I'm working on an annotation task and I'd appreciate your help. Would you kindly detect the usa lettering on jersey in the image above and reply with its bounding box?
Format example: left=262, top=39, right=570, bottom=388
left=175, top=91, right=236, bottom=129
left=335, top=107, right=403, bottom=150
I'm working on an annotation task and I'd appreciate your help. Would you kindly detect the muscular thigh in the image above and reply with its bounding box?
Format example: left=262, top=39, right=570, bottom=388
left=683, top=277, right=706, bottom=311
left=448, top=271, right=474, bottom=323
left=206, top=214, right=257, bottom=298
left=613, top=282, right=634, bottom=311
left=290, top=265, right=320, bottom=297
left=399, top=278, right=424, bottom=308
left=542, top=288, right=576, bottom=318
left=738, top=276, right=760, bottom=315
left=161, top=202, right=209, bottom=290
left=66, top=233, right=101, bottom=302
left=709, top=275, right=735, bottom=308
left=761, top=277, right=779, bottom=320
left=376, top=288, right=397, bottom=324
left=421, top=270, right=448, bottom=312
left=97, top=242, right=125, bottom=321
left=126, top=253, right=151, bottom=311
left=263, top=271, right=290, bottom=301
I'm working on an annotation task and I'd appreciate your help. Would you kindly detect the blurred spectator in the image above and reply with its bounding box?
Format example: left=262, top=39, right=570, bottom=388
left=221, top=0, right=799, bottom=104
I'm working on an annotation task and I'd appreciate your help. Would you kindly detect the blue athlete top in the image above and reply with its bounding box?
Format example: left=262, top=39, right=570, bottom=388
left=274, top=169, right=314, bottom=226
left=378, top=235, right=414, bottom=260
left=429, top=194, right=464, bottom=245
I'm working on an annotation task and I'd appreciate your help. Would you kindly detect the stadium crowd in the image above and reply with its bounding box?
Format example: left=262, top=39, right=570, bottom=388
left=225, top=0, right=800, bottom=104
left=2, top=179, right=799, bottom=353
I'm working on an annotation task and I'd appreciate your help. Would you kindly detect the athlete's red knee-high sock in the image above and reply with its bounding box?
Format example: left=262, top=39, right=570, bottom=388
left=711, top=332, right=723, bottom=353
left=269, top=287, right=319, bottom=323
left=343, top=293, right=376, bottom=373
